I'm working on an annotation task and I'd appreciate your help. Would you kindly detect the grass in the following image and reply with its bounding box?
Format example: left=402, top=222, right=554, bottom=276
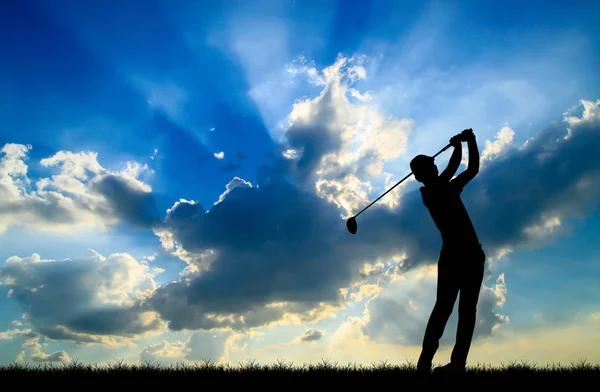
left=2, top=358, right=600, bottom=385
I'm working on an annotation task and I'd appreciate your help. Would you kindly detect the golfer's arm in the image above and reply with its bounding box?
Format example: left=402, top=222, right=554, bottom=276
left=439, top=143, right=462, bottom=182
left=452, top=137, right=479, bottom=187
left=465, top=137, right=479, bottom=175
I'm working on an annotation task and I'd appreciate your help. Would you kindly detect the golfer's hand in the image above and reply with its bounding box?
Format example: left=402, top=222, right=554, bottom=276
left=461, top=128, right=475, bottom=142
left=449, top=134, right=462, bottom=147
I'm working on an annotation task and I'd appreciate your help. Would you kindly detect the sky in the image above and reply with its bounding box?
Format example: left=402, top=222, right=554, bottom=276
left=1, top=0, right=600, bottom=368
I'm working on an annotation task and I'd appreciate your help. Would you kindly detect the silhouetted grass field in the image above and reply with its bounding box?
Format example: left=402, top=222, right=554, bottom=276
left=2, top=358, right=600, bottom=385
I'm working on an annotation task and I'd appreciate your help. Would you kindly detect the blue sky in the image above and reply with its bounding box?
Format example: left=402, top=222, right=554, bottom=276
left=1, top=0, right=600, bottom=366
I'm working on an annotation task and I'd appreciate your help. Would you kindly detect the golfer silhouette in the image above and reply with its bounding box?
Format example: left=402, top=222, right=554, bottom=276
left=411, top=128, right=485, bottom=377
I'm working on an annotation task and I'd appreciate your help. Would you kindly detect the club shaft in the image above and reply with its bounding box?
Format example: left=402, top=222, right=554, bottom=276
left=353, top=143, right=452, bottom=218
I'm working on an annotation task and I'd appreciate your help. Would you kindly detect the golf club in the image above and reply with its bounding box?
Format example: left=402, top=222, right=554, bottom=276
left=346, top=142, right=453, bottom=234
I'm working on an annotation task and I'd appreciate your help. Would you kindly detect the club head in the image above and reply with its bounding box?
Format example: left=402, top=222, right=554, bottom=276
left=346, top=216, right=357, bottom=234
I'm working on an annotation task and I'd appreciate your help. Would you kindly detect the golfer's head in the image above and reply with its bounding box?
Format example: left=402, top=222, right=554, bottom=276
left=410, top=154, right=438, bottom=184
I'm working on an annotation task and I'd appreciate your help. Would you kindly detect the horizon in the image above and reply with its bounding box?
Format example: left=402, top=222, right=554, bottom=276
left=1, top=0, right=600, bottom=368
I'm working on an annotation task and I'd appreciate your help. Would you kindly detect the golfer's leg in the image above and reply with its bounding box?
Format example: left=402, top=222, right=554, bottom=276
left=451, top=247, right=485, bottom=367
left=419, top=250, right=460, bottom=366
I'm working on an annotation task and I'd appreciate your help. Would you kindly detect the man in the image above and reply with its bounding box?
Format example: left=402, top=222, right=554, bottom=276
left=410, top=128, right=485, bottom=377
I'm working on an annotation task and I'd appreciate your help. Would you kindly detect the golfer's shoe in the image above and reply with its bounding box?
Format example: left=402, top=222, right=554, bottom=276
left=432, top=362, right=466, bottom=378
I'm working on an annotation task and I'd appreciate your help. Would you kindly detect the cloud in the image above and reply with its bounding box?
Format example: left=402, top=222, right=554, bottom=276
left=140, top=331, right=229, bottom=365
left=351, top=266, right=508, bottom=347
left=0, top=328, right=39, bottom=341
left=31, top=350, right=71, bottom=363
left=213, top=176, right=252, bottom=206
left=185, top=330, right=230, bottom=362
left=0, top=145, right=161, bottom=233
left=90, top=173, right=161, bottom=228
left=0, top=250, right=165, bottom=346
left=480, top=126, right=516, bottom=163
left=280, top=55, right=413, bottom=218
left=140, top=340, right=189, bottom=364
left=220, top=330, right=265, bottom=363
left=0, top=327, right=71, bottom=363
left=214, top=152, right=224, bottom=159
left=300, top=328, right=324, bottom=342
left=462, top=99, right=600, bottom=254
left=148, top=174, right=371, bottom=332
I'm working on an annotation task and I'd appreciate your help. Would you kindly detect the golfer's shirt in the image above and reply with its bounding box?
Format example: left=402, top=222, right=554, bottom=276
left=419, top=179, right=480, bottom=249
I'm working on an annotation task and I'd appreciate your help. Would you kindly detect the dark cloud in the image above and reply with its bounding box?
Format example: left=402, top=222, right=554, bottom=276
left=463, top=116, right=600, bottom=252
left=91, top=174, right=162, bottom=228
left=300, top=329, right=324, bottom=342
left=39, top=326, right=114, bottom=345
left=0, top=251, right=163, bottom=344
left=149, top=175, right=393, bottom=331
left=66, top=306, right=162, bottom=336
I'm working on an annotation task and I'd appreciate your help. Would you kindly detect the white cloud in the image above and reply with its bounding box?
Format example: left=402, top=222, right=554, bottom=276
left=0, top=327, right=70, bottom=363
left=213, top=176, right=253, bottom=206
left=480, top=126, right=516, bottom=163
left=0, top=144, right=160, bottom=233
left=140, top=331, right=229, bottom=365
left=282, top=149, right=299, bottom=160
left=221, top=330, right=265, bottom=363
left=0, top=328, right=35, bottom=340
left=281, top=55, right=413, bottom=216
left=31, top=349, right=71, bottom=363
left=214, top=151, right=224, bottom=159
left=315, top=174, right=372, bottom=218
left=140, top=340, right=189, bottom=364
left=564, top=99, right=600, bottom=127
left=523, top=215, right=564, bottom=239
left=350, top=88, right=372, bottom=102
left=39, top=150, right=105, bottom=180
